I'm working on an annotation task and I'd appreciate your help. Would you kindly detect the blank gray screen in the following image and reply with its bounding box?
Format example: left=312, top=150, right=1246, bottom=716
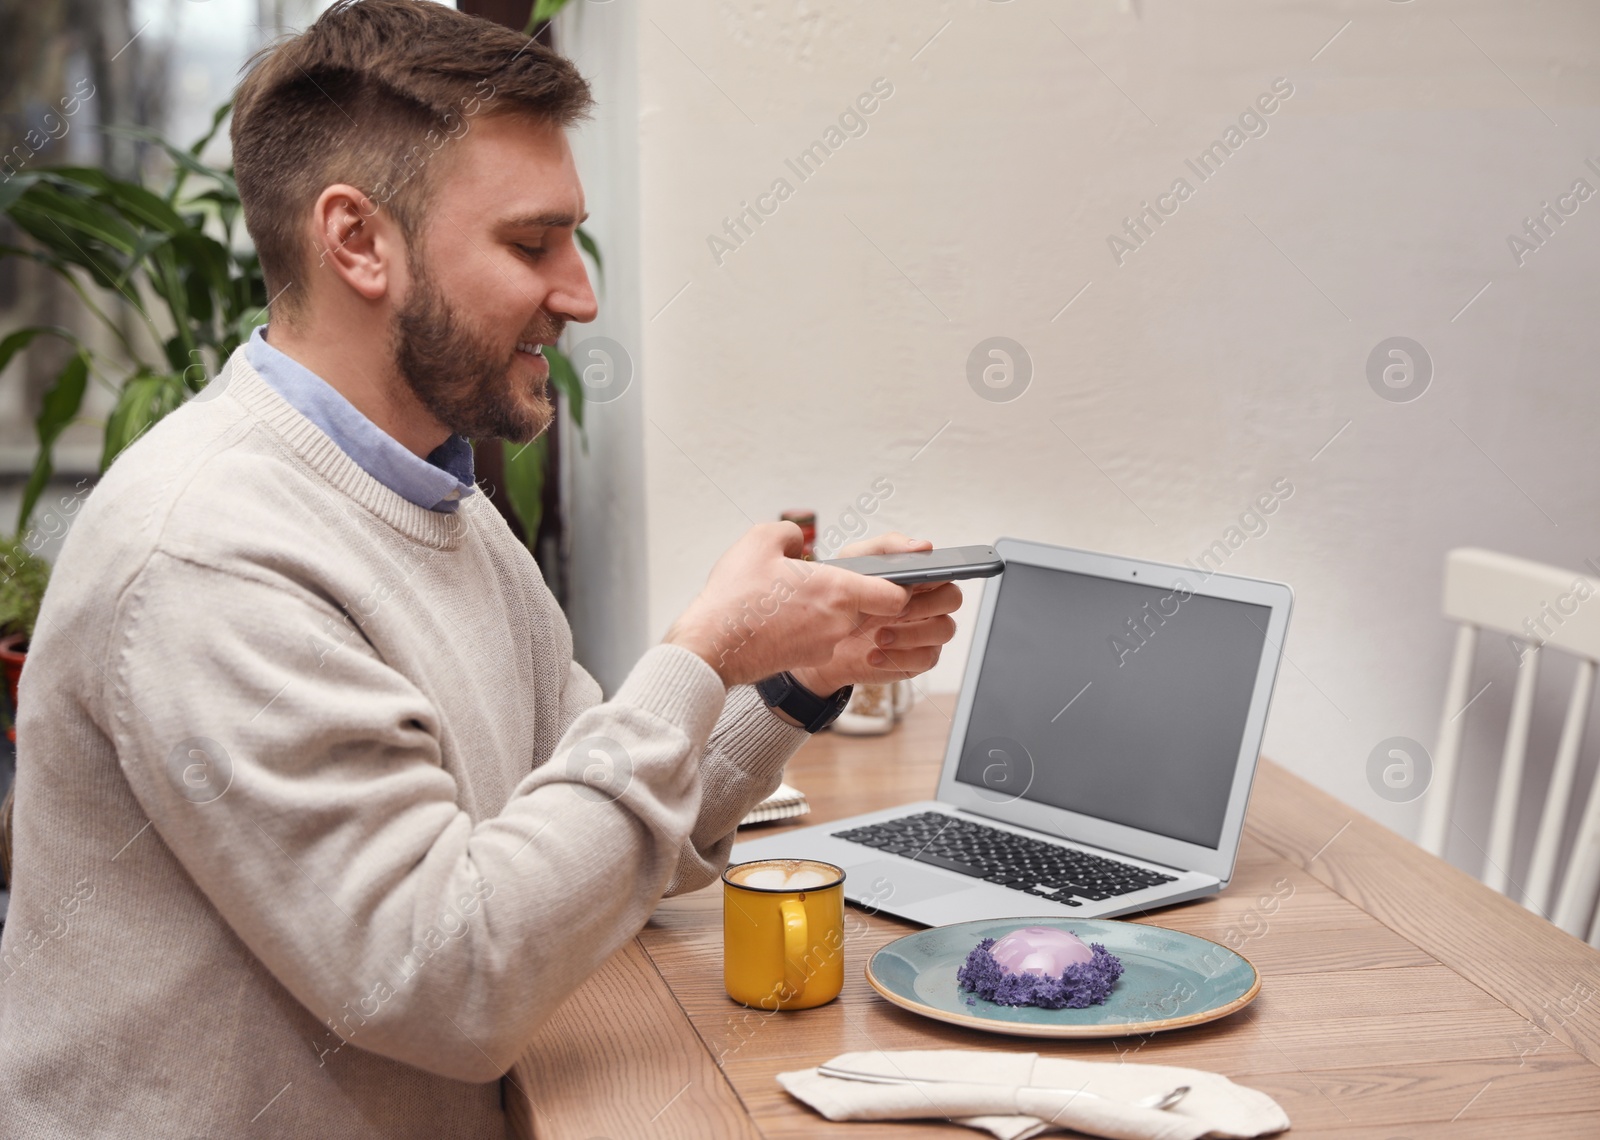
left=953, top=562, right=1271, bottom=849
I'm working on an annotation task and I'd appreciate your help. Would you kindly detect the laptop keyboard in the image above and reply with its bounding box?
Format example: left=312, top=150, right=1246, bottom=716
left=832, top=811, right=1179, bottom=906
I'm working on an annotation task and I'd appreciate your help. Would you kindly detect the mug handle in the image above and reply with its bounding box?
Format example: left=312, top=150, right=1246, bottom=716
left=780, top=898, right=808, bottom=1002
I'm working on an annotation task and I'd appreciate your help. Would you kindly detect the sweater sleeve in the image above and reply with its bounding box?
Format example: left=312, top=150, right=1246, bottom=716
left=104, top=551, right=725, bottom=1084
left=555, top=659, right=811, bottom=897
left=662, top=683, right=810, bottom=895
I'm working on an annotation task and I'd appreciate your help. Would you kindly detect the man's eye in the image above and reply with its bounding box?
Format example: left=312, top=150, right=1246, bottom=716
left=516, top=243, right=547, bottom=260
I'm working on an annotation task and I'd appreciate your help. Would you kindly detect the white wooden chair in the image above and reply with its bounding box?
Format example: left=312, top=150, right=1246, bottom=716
left=1418, top=548, right=1600, bottom=946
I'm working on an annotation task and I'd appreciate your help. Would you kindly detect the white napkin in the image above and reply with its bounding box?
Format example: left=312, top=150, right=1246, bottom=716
left=778, top=1050, right=1290, bottom=1140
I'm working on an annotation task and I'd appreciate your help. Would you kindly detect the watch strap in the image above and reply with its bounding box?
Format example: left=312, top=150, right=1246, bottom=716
left=755, top=672, right=853, bottom=733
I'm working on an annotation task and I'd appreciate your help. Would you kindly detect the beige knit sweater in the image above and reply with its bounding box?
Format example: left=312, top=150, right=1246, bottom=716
left=0, top=347, right=808, bottom=1138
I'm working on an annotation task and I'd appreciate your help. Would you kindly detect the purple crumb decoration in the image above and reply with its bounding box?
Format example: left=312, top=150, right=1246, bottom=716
left=956, top=937, right=1124, bottom=1009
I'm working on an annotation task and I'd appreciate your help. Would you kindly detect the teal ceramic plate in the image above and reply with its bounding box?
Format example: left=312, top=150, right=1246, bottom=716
left=865, top=917, right=1260, bottom=1038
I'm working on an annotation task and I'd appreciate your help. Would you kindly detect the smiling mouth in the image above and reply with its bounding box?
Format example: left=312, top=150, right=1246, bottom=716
left=515, top=340, right=546, bottom=358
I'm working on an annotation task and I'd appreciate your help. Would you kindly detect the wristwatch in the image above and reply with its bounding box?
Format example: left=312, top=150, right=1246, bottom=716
left=755, top=672, right=853, bottom=734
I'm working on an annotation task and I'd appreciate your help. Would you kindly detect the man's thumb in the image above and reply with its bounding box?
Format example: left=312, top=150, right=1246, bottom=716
left=855, top=576, right=912, bottom=618
left=769, top=520, right=805, bottom=559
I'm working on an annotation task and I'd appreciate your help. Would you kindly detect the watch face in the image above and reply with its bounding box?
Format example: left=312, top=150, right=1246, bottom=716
left=819, top=684, right=853, bottom=729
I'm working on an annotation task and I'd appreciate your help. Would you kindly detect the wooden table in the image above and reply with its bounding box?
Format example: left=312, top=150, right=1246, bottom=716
left=510, top=696, right=1600, bottom=1138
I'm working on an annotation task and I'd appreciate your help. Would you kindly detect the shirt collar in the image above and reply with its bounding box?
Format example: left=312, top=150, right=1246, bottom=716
left=244, top=324, right=476, bottom=513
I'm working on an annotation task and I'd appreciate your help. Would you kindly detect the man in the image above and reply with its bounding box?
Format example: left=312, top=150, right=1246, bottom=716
left=0, top=1, right=960, bottom=1135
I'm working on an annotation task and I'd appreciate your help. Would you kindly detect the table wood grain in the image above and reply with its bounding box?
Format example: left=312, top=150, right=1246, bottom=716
left=511, top=695, right=1600, bottom=1138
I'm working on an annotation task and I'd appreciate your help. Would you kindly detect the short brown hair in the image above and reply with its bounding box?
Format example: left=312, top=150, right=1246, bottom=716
left=230, top=0, right=592, bottom=325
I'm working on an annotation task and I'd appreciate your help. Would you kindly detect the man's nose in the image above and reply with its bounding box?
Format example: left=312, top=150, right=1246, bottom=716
left=549, top=242, right=599, bottom=324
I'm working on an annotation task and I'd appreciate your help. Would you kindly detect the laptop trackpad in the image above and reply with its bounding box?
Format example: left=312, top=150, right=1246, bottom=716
left=843, top=858, right=983, bottom=909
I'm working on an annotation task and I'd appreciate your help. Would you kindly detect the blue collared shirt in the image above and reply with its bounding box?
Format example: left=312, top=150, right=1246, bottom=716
left=244, top=324, right=477, bottom=513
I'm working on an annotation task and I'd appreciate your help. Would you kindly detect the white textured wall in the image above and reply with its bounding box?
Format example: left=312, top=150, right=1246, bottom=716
left=565, top=0, right=1600, bottom=881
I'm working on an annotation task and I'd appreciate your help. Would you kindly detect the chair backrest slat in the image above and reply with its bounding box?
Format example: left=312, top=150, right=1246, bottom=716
left=1419, top=623, right=1478, bottom=856
left=1554, top=765, right=1600, bottom=939
left=1485, top=645, right=1540, bottom=894
left=1525, top=659, right=1595, bottom=916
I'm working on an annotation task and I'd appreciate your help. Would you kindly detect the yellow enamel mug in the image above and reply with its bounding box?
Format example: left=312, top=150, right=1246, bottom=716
left=722, top=859, right=846, bottom=1011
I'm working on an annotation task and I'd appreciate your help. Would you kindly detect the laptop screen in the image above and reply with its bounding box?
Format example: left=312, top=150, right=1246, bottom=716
left=952, top=561, right=1272, bottom=849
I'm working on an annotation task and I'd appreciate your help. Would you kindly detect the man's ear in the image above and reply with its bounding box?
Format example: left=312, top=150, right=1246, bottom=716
left=309, top=183, right=401, bottom=303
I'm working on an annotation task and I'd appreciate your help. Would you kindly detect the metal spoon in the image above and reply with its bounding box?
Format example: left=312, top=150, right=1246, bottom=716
left=816, top=1064, right=1191, bottom=1111
left=1140, top=1085, right=1191, bottom=1111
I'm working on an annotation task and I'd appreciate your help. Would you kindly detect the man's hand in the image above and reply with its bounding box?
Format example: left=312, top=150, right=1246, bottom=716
left=662, top=522, right=912, bottom=688
left=789, top=532, right=962, bottom=697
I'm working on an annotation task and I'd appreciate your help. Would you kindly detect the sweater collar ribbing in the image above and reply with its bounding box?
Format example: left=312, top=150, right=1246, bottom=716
left=219, top=344, right=478, bottom=550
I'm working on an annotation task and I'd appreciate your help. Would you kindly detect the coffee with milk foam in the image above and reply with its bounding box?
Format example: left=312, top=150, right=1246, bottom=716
left=727, top=858, right=838, bottom=891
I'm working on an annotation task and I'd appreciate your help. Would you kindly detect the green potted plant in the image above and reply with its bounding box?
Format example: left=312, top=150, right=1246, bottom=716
left=0, top=534, right=49, bottom=741
left=0, top=533, right=48, bottom=888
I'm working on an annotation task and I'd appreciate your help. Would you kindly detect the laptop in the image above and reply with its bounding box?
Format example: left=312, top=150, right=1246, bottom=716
left=730, top=537, right=1293, bottom=926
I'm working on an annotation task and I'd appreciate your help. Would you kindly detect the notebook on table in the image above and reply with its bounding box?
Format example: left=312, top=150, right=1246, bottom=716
left=740, top=782, right=810, bottom=826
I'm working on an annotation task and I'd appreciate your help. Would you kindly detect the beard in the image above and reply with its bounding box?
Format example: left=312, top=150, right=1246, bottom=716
left=390, top=257, right=563, bottom=444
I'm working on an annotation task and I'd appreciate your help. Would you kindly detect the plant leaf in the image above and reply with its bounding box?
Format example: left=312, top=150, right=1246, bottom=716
left=26, top=166, right=114, bottom=194
left=11, top=181, right=140, bottom=257
left=0, top=241, right=73, bottom=276
left=0, top=172, right=39, bottom=214
left=100, top=124, right=237, bottom=198
left=501, top=434, right=547, bottom=551
left=169, top=227, right=233, bottom=309
left=17, top=350, right=89, bottom=534
left=189, top=101, right=233, bottom=158
left=115, top=229, right=170, bottom=293
left=96, top=176, right=191, bottom=236
left=527, top=0, right=572, bottom=30
left=0, top=244, right=149, bottom=362
left=576, top=224, right=603, bottom=287
left=0, top=325, right=80, bottom=379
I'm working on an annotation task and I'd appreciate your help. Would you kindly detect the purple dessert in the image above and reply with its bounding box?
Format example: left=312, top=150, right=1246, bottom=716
left=956, top=926, right=1123, bottom=1009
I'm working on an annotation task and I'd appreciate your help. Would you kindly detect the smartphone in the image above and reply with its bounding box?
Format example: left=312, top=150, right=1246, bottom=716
left=817, top=544, right=1004, bottom=585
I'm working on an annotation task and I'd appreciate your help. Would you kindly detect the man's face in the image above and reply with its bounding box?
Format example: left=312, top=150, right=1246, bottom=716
left=391, top=112, right=596, bottom=444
